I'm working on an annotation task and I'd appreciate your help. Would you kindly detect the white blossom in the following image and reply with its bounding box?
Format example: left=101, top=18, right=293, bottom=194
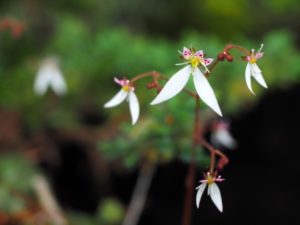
left=150, top=47, right=222, bottom=116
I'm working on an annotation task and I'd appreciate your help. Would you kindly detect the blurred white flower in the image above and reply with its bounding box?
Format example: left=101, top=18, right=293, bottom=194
left=150, top=47, right=222, bottom=116
left=34, top=57, right=67, bottom=96
left=196, top=173, right=224, bottom=212
left=211, top=120, right=237, bottom=150
left=245, top=44, right=268, bottom=94
left=104, top=78, right=140, bottom=125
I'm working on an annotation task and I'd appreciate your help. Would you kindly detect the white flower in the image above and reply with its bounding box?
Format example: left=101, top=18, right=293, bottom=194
left=210, top=120, right=237, bottom=150
left=196, top=173, right=224, bottom=212
left=104, top=78, right=140, bottom=125
left=150, top=47, right=222, bottom=116
left=245, top=44, right=268, bottom=94
left=34, top=57, right=67, bottom=96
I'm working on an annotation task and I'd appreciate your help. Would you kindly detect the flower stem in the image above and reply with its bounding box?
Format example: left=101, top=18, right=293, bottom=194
left=224, top=44, right=250, bottom=55
left=181, top=98, right=201, bottom=225
left=201, top=139, right=229, bottom=172
left=130, top=71, right=159, bottom=84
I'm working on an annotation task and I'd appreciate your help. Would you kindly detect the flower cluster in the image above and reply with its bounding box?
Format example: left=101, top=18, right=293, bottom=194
left=103, top=44, right=268, bottom=213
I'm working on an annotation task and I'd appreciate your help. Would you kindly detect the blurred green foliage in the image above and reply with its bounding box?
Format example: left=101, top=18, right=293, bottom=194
left=68, top=198, right=124, bottom=225
left=0, top=154, right=37, bottom=213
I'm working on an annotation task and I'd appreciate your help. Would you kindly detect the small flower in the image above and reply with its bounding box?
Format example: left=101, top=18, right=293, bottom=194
left=210, top=120, right=237, bottom=150
left=196, top=173, right=224, bottom=212
left=245, top=44, right=268, bottom=94
left=150, top=47, right=222, bottom=116
left=34, top=57, right=67, bottom=96
left=104, top=78, right=140, bottom=125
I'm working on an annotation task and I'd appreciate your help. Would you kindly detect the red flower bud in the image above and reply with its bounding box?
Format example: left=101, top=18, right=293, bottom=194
left=217, top=52, right=226, bottom=61
left=225, top=53, right=234, bottom=62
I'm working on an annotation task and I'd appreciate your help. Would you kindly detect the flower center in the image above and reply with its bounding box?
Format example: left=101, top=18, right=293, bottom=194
left=249, top=56, right=256, bottom=64
left=206, top=175, right=215, bottom=184
left=122, top=85, right=130, bottom=92
left=189, top=56, right=202, bottom=68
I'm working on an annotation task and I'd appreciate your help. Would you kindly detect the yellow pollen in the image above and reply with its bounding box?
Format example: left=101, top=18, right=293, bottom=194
left=190, top=57, right=201, bottom=68
left=206, top=175, right=215, bottom=184
left=122, top=85, right=130, bottom=92
left=249, top=57, right=256, bottom=64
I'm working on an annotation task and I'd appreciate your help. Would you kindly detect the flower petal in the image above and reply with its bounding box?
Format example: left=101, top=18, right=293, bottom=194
left=150, top=65, right=191, bottom=105
left=245, top=63, right=255, bottom=95
left=195, top=50, right=204, bottom=58
left=196, top=183, right=207, bottom=208
left=256, top=52, right=264, bottom=59
left=209, top=183, right=223, bottom=212
left=104, top=89, right=128, bottom=108
left=50, top=70, right=67, bottom=96
left=252, top=64, right=268, bottom=89
left=192, top=68, right=222, bottom=116
left=128, top=91, right=140, bottom=125
left=182, top=47, right=192, bottom=59
left=34, top=67, right=51, bottom=96
left=204, top=58, right=214, bottom=66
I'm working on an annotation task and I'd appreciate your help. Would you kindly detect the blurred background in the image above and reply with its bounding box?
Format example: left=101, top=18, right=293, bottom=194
left=1, top=0, right=300, bottom=224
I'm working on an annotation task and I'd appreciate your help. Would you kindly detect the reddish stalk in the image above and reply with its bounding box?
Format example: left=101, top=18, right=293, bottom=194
left=181, top=98, right=201, bottom=225
left=201, top=139, right=229, bottom=172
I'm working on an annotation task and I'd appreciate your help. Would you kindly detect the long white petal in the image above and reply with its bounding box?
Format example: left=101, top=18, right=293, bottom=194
left=245, top=63, right=255, bottom=95
left=193, top=68, right=222, bottom=116
left=50, top=70, right=67, bottom=96
left=252, top=64, right=268, bottom=89
left=34, top=68, right=52, bottom=96
left=104, top=89, right=128, bottom=108
left=150, top=65, right=191, bottom=105
left=209, top=183, right=223, bottom=212
left=196, top=183, right=207, bottom=208
left=128, top=91, right=140, bottom=125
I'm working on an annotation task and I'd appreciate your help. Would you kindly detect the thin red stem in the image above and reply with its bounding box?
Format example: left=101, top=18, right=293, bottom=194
left=224, top=44, right=250, bottom=55
left=201, top=139, right=229, bottom=172
left=181, top=98, right=201, bottom=225
left=130, top=71, right=158, bottom=84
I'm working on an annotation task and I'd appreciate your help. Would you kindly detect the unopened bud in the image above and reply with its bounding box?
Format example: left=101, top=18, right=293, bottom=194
left=225, top=53, right=234, bottom=62
left=217, top=52, right=226, bottom=61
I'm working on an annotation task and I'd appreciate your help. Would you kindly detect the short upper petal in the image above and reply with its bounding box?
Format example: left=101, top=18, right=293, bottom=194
left=150, top=65, right=191, bottom=105
left=245, top=63, right=255, bottom=95
left=182, top=47, right=192, bottom=59
left=252, top=64, right=268, bottom=89
left=128, top=91, right=140, bottom=125
left=204, top=58, right=214, bottom=66
left=104, top=89, right=128, bottom=108
left=196, top=183, right=207, bottom=208
left=192, top=68, right=222, bottom=116
left=209, top=183, right=223, bottom=212
left=195, top=50, right=204, bottom=58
